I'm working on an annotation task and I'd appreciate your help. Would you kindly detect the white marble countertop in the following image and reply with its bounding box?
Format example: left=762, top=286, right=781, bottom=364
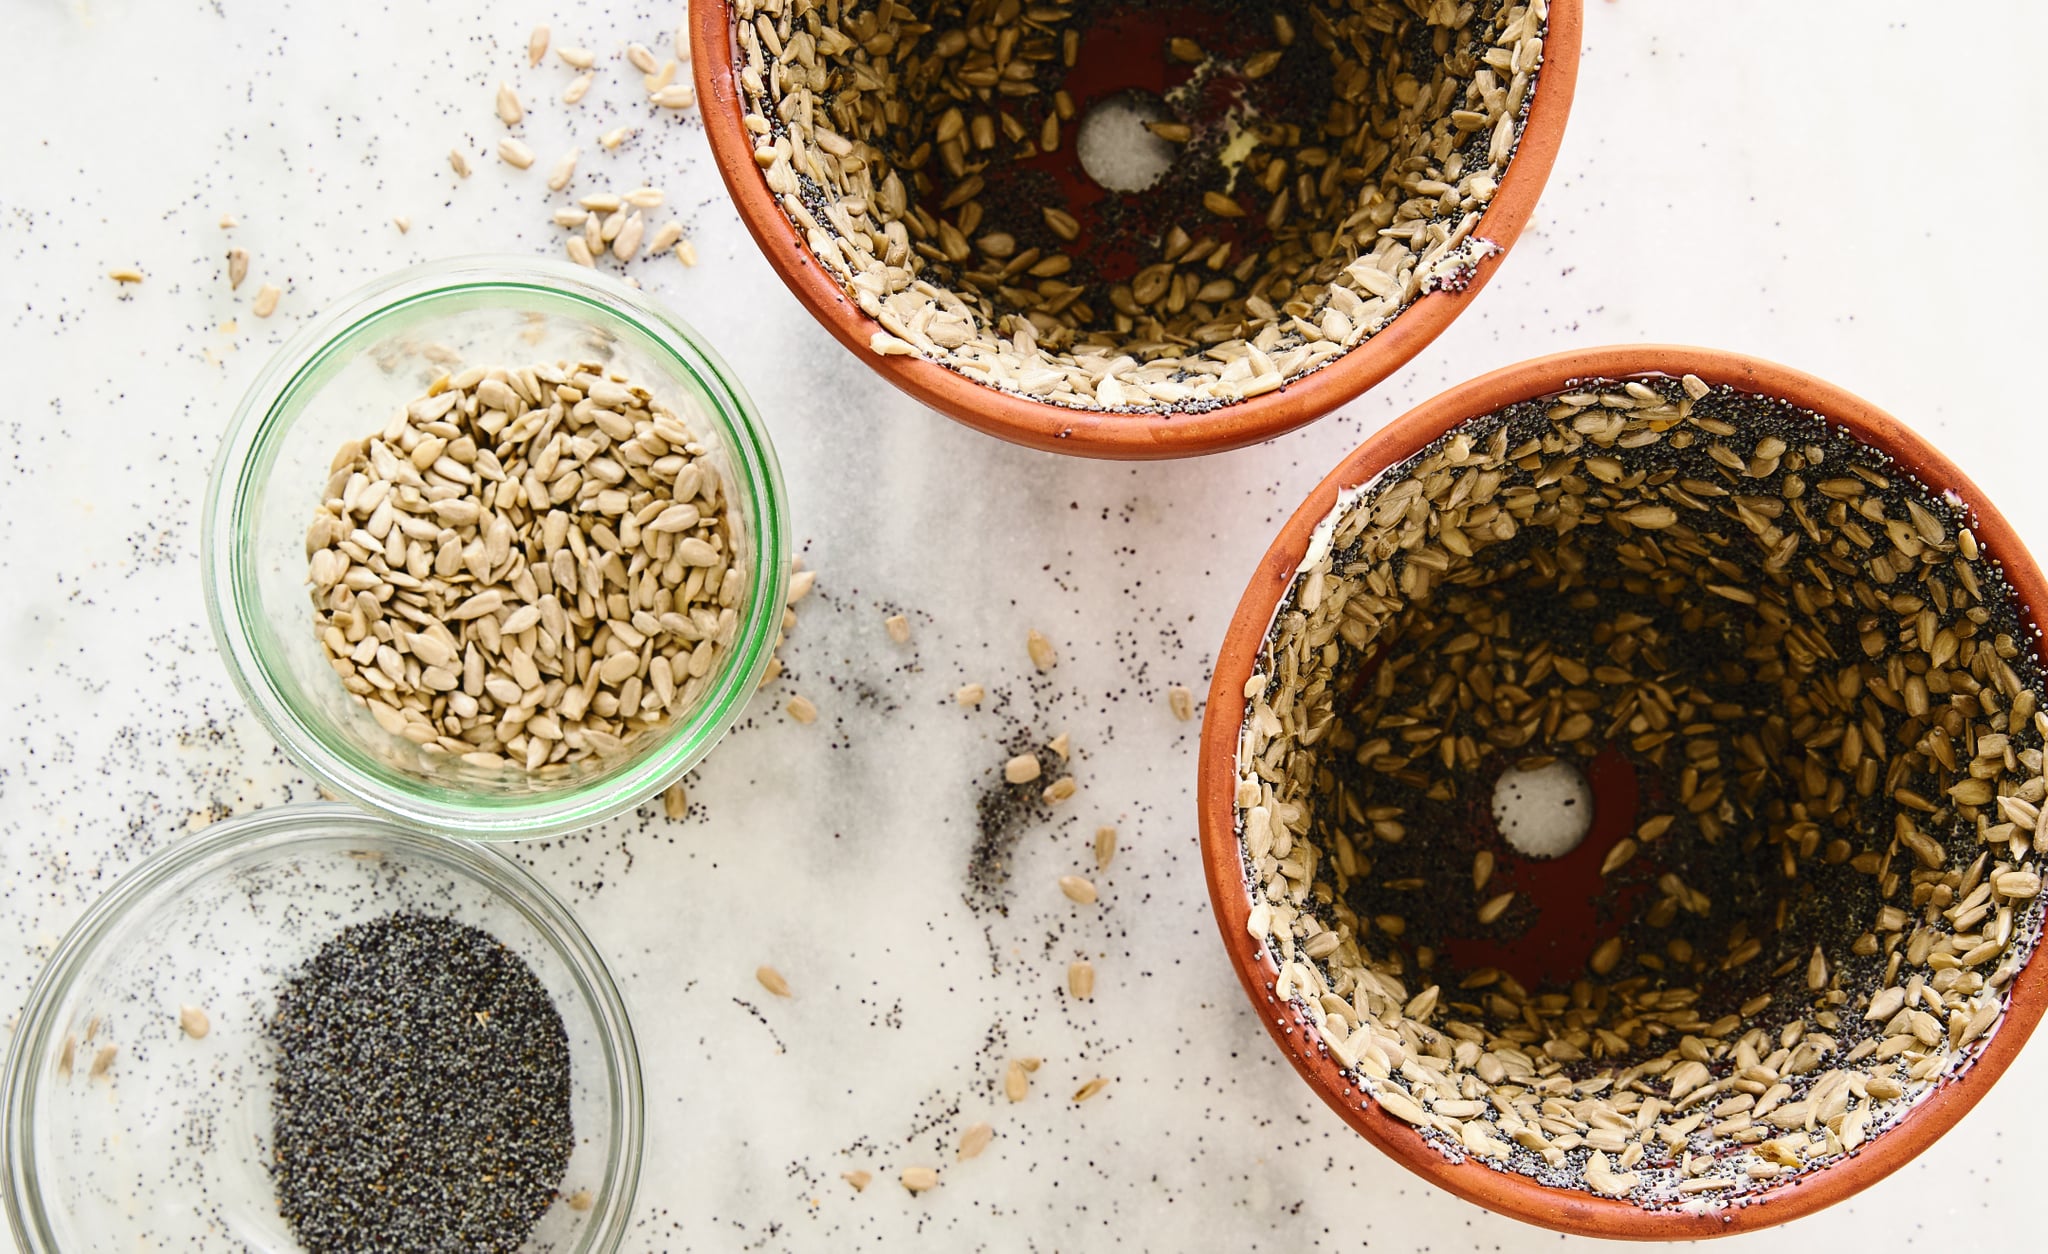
left=4, top=1, right=2044, bottom=1250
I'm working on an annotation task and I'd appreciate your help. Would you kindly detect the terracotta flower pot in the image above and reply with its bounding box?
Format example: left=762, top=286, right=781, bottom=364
left=692, top=2, right=1583, bottom=459
left=1195, top=345, right=2048, bottom=1238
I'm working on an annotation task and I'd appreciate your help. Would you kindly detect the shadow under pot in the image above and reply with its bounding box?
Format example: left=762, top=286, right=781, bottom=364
left=695, top=0, right=1582, bottom=457
left=1198, top=346, right=2048, bottom=1238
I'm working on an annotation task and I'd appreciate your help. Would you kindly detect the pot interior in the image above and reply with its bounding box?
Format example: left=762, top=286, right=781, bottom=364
left=1234, top=372, right=2048, bottom=1207
left=731, top=0, right=1552, bottom=411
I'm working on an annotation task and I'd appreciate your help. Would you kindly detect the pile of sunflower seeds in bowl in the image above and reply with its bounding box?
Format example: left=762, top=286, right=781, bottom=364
left=307, top=362, right=740, bottom=773
left=732, top=0, right=1550, bottom=411
left=1232, top=375, right=2048, bottom=1206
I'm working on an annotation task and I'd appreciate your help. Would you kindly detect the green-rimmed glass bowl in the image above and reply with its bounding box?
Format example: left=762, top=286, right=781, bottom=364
left=2, top=804, right=642, bottom=1254
left=203, top=258, right=788, bottom=839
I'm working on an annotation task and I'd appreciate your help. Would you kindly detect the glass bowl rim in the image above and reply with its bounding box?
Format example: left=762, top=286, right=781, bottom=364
left=200, top=255, right=790, bottom=840
left=1, top=802, right=646, bottom=1254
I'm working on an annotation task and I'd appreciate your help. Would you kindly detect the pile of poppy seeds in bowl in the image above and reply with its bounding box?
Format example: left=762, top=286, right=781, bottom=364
left=732, top=0, right=1548, bottom=411
left=269, top=913, right=574, bottom=1252
left=1232, top=375, right=2048, bottom=1206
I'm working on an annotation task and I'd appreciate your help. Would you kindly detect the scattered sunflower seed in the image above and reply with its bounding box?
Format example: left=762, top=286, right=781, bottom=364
left=1167, top=685, right=1195, bottom=721
left=842, top=1170, right=872, bottom=1191
left=884, top=614, right=911, bottom=644
left=496, top=81, right=524, bottom=126
left=1072, top=1076, right=1110, bottom=1103
left=1026, top=629, right=1057, bottom=671
left=755, top=965, right=791, bottom=997
left=900, top=1166, right=939, bottom=1193
left=546, top=148, right=580, bottom=192
left=956, top=1121, right=993, bottom=1160
left=662, top=781, right=688, bottom=820
left=1068, top=960, right=1095, bottom=999
left=226, top=248, right=249, bottom=290
left=1058, top=874, right=1097, bottom=905
left=786, top=695, right=818, bottom=725
left=1094, top=825, right=1117, bottom=870
left=252, top=284, right=280, bottom=317
left=528, top=24, right=549, bottom=66
left=448, top=148, right=472, bottom=178
left=955, top=683, right=985, bottom=707
left=108, top=268, right=143, bottom=284
left=178, top=1005, right=211, bottom=1039
left=498, top=137, right=535, bottom=168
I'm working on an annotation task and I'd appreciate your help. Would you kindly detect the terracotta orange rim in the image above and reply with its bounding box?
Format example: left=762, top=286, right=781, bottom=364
left=691, top=2, right=1584, bottom=459
left=1195, top=345, right=2048, bottom=1239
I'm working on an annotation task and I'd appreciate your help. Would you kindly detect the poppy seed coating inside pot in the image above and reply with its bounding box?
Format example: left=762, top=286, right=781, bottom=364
left=730, top=0, right=1550, bottom=412
left=1235, top=375, right=2048, bottom=1206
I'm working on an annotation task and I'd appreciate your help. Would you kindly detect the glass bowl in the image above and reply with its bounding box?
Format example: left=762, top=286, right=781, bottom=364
left=204, top=257, right=788, bottom=839
left=2, top=804, right=643, bottom=1254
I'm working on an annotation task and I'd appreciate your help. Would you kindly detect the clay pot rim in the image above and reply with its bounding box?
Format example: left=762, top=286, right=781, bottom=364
left=690, top=1, right=1584, bottom=460
left=1194, top=344, right=2048, bottom=1239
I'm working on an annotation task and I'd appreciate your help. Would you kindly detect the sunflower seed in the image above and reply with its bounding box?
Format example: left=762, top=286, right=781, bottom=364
left=498, top=137, right=535, bottom=168
left=1068, top=960, right=1095, bottom=999
left=1027, top=629, right=1057, bottom=671
left=957, top=1122, right=993, bottom=1160
left=1094, top=826, right=1118, bottom=870
left=496, top=82, right=523, bottom=126
left=900, top=1166, right=939, bottom=1193
left=178, top=1005, right=211, bottom=1039
left=1059, top=874, right=1097, bottom=904
left=755, top=965, right=791, bottom=997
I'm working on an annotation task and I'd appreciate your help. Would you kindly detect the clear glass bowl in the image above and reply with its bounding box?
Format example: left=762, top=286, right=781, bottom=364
left=204, top=258, right=788, bottom=839
left=2, top=804, right=643, bottom=1254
